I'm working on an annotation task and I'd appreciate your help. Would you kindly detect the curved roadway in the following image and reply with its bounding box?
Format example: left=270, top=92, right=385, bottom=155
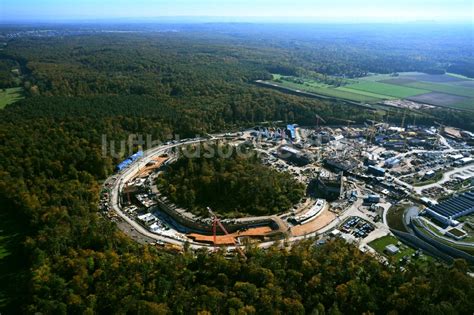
left=107, top=136, right=348, bottom=250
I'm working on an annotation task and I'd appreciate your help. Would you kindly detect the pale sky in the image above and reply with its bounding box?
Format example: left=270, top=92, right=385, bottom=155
left=1, top=0, right=473, bottom=22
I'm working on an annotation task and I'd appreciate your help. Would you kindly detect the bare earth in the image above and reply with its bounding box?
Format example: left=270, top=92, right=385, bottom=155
left=290, top=207, right=336, bottom=236
left=188, top=226, right=273, bottom=245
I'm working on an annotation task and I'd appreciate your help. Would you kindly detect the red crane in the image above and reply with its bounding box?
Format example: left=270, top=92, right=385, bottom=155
left=208, top=207, right=247, bottom=259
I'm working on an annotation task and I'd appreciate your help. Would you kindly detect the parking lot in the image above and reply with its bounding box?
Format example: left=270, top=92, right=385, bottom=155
left=340, top=216, right=375, bottom=239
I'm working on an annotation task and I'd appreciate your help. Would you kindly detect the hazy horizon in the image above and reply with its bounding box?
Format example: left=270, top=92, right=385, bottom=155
left=1, top=0, right=473, bottom=23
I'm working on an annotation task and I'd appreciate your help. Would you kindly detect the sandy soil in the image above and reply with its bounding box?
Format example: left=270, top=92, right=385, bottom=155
left=188, top=226, right=273, bottom=245
left=290, top=207, right=336, bottom=236
left=135, top=156, right=168, bottom=178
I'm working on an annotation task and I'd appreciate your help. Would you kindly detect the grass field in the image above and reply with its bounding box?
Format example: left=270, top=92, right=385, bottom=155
left=343, top=81, right=429, bottom=98
left=386, top=205, right=408, bottom=232
left=270, top=75, right=382, bottom=102
left=447, top=73, right=474, bottom=80
left=0, top=87, right=24, bottom=109
left=335, top=86, right=396, bottom=100
left=369, top=235, right=416, bottom=261
left=266, top=72, right=474, bottom=110
left=358, top=73, right=404, bottom=82
left=453, top=98, right=474, bottom=110
left=402, top=82, right=474, bottom=98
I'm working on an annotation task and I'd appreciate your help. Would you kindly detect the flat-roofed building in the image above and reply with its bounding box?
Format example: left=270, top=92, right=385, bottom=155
left=425, top=190, right=474, bottom=226
left=278, top=145, right=313, bottom=166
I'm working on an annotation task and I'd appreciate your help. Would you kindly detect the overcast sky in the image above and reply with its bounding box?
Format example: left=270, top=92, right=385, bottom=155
left=1, top=0, right=473, bottom=22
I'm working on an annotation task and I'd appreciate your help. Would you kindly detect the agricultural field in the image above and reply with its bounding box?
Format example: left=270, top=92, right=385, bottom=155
left=343, top=81, right=429, bottom=98
left=407, top=93, right=470, bottom=109
left=269, top=74, right=382, bottom=102
left=386, top=81, right=474, bottom=98
left=0, top=87, right=24, bottom=109
left=265, top=72, right=474, bottom=111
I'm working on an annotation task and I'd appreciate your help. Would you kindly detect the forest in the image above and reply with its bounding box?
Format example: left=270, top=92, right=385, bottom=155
left=0, top=25, right=474, bottom=313
left=157, top=144, right=305, bottom=217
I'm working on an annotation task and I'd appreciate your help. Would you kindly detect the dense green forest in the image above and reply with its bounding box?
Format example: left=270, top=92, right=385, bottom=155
left=0, top=26, right=474, bottom=313
left=157, top=144, right=305, bottom=217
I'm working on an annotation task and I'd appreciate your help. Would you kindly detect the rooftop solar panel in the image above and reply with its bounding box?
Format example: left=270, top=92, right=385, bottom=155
left=429, top=190, right=474, bottom=219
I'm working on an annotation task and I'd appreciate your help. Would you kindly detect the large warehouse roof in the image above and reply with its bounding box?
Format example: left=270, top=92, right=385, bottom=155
left=428, top=190, right=474, bottom=220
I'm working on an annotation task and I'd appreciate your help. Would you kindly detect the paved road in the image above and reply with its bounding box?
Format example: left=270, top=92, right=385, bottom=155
left=413, top=164, right=474, bottom=193
left=108, top=137, right=307, bottom=250
left=109, top=139, right=215, bottom=250
left=106, top=135, right=409, bottom=252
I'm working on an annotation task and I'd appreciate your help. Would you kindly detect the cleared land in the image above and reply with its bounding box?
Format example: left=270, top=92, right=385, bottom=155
left=335, top=86, right=396, bottom=100
left=188, top=226, right=273, bottom=245
left=452, top=81, right=474, bottom=88
left=407, top=92, right=469, bottom=109
left=361, top=72, right=474, bottom=110
left=290, top=207, right=336, bottom=236
left=0, top=87, right=24, bottom=109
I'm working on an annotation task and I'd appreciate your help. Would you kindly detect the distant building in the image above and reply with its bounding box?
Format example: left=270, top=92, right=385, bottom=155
left=458, top=157, right=473, bottom=166
left=364, top=194, right=380, bottom=204
left=116, top=150, right=144, bottom=171
left=278, top=145, right=313, bottom=166
left=312, top=171, right=344, bottom=201
left=425, top=190, right=474, bottom=226
left=286, top=124, right=297, bottom=140
left=384, top=244, right=400, bottom=255
left=324, top=157, right=357, bottom=173
left=424, top=170, right=435, bottom=179
left=367, top=165, right=386, bottom=177
left=384, top=157, right=400, bottom=168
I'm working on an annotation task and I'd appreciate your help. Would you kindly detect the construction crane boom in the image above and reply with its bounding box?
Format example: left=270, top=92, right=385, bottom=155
left=401, top=109, right=407, bottom=129
left=328, top=117, right=356, bottom=128
left=207, top=207, right=247, bottom=259
left=315, top=114, right=326, bottom=130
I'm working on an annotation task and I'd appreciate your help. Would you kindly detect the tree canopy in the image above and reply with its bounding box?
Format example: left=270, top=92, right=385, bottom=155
left=0, top=26, right=473, bottom=313
left=157, top=144, right=305, bottom=217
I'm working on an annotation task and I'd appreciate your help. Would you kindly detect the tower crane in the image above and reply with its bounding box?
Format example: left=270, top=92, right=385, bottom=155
left=315, top=114, right=326, bottom=130
left=434, top=121, right=445, bottom=148
left=400, top=109, right=407, bottom=130
left=207, top=207, right=247, bottom=259
left=328, top=117, right=356, bottom=129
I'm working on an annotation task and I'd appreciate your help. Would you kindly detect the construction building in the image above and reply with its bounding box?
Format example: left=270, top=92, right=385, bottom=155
left=367, top=165, right=386, bottom=177
left=278, top=145, right=313, bottom=166
left=312, top=171, right=344, bottom=201
left=324, top=157, right=357, bottom=173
